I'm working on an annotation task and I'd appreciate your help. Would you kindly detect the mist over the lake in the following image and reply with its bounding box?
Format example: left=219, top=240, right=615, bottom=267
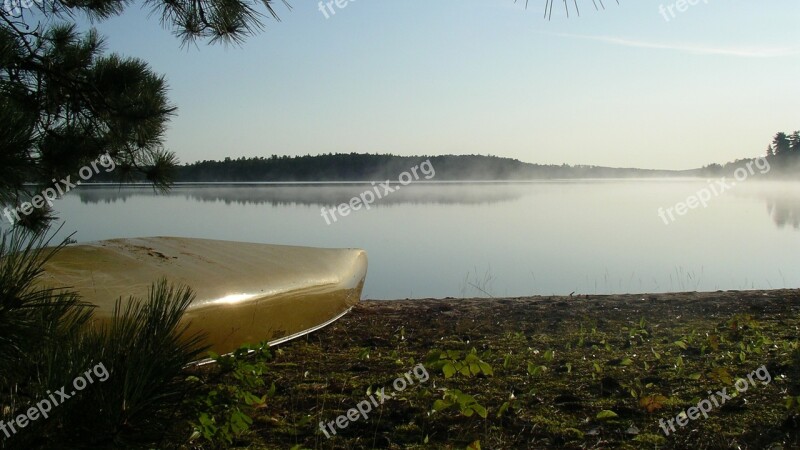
left=52, top=179, right=800, bottom=299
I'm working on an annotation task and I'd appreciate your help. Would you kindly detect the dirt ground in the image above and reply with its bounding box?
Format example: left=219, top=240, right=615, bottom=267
left=243, top=290, right=800, bottom=449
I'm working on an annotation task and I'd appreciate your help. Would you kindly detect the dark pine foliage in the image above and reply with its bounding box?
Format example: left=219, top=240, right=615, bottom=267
left=1, top=0, right=287, bottom=448
left=0, top=0, right=289, bottom=229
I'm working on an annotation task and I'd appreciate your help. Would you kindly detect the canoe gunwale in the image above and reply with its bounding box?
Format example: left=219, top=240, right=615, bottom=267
left=192, top=306, right=354, bottom=366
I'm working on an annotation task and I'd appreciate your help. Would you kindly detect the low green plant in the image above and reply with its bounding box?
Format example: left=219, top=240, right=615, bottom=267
left=496, top=392, right=517, bottom=418
left=190, top=342, right=273, bottom=447
left=426, top=348, right=493, bottom=379
left=431, top=389, right=488, bottom=418
left=621, top=317, right=650, bottom=345
left=528, top=362, right=547, bottom=377
left=786, top=395, right=800, bottom=414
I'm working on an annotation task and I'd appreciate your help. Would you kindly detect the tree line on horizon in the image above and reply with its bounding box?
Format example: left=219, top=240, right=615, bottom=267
left=170, top=131, right=800, bottom=183
left=703, top=130, right=800, bottom=176
left=171, top=153, right=683, bottom=182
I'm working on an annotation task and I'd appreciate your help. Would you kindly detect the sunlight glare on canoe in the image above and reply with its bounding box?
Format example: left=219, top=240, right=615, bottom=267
left=209, top=293, right=259, bottom=305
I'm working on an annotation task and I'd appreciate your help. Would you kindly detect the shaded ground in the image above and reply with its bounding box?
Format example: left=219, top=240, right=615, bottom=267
left=241, top=290, right=800, bottom=449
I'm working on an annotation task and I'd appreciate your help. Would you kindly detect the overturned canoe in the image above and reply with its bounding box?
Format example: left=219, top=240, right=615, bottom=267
left=38, top=237, right=367, bottom=354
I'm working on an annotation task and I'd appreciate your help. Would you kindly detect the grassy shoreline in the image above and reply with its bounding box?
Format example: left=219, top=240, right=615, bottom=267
left=237, top=290, right=800, bottom=449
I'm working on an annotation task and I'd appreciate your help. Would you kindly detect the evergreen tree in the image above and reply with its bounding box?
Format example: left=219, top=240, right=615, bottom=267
left=772, top=132, right=791, bottom=156
left=1, top=1, right=286, bottom=447
left=1, top=0, right=286, bottom=227
left=790, top=131, right=800, bottom=154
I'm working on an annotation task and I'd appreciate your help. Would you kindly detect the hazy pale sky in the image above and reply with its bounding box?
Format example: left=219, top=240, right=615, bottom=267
left=88, top=0, right=800, bottom=170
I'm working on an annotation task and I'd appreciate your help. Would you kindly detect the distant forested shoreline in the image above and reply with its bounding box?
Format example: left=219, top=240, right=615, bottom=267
left=172, top=154, right=698, bottom=182
left=174, top=130, right=800, bottom=182
left=91, top=130, right=799, bottom=183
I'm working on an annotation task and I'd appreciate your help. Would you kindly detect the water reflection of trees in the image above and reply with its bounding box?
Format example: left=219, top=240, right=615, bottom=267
left=766, top=196, right=800, bottom=230
left=75, top=184, right=800, bottom=231
left=75, top=184, right=527, bottom=207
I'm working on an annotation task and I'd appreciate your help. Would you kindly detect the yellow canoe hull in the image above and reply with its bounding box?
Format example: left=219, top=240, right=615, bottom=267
left=39, top=237, right=367, bottom=354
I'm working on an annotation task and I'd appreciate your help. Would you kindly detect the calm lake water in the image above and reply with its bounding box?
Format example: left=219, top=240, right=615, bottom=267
left=47, top=180, right=799, bottom=299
